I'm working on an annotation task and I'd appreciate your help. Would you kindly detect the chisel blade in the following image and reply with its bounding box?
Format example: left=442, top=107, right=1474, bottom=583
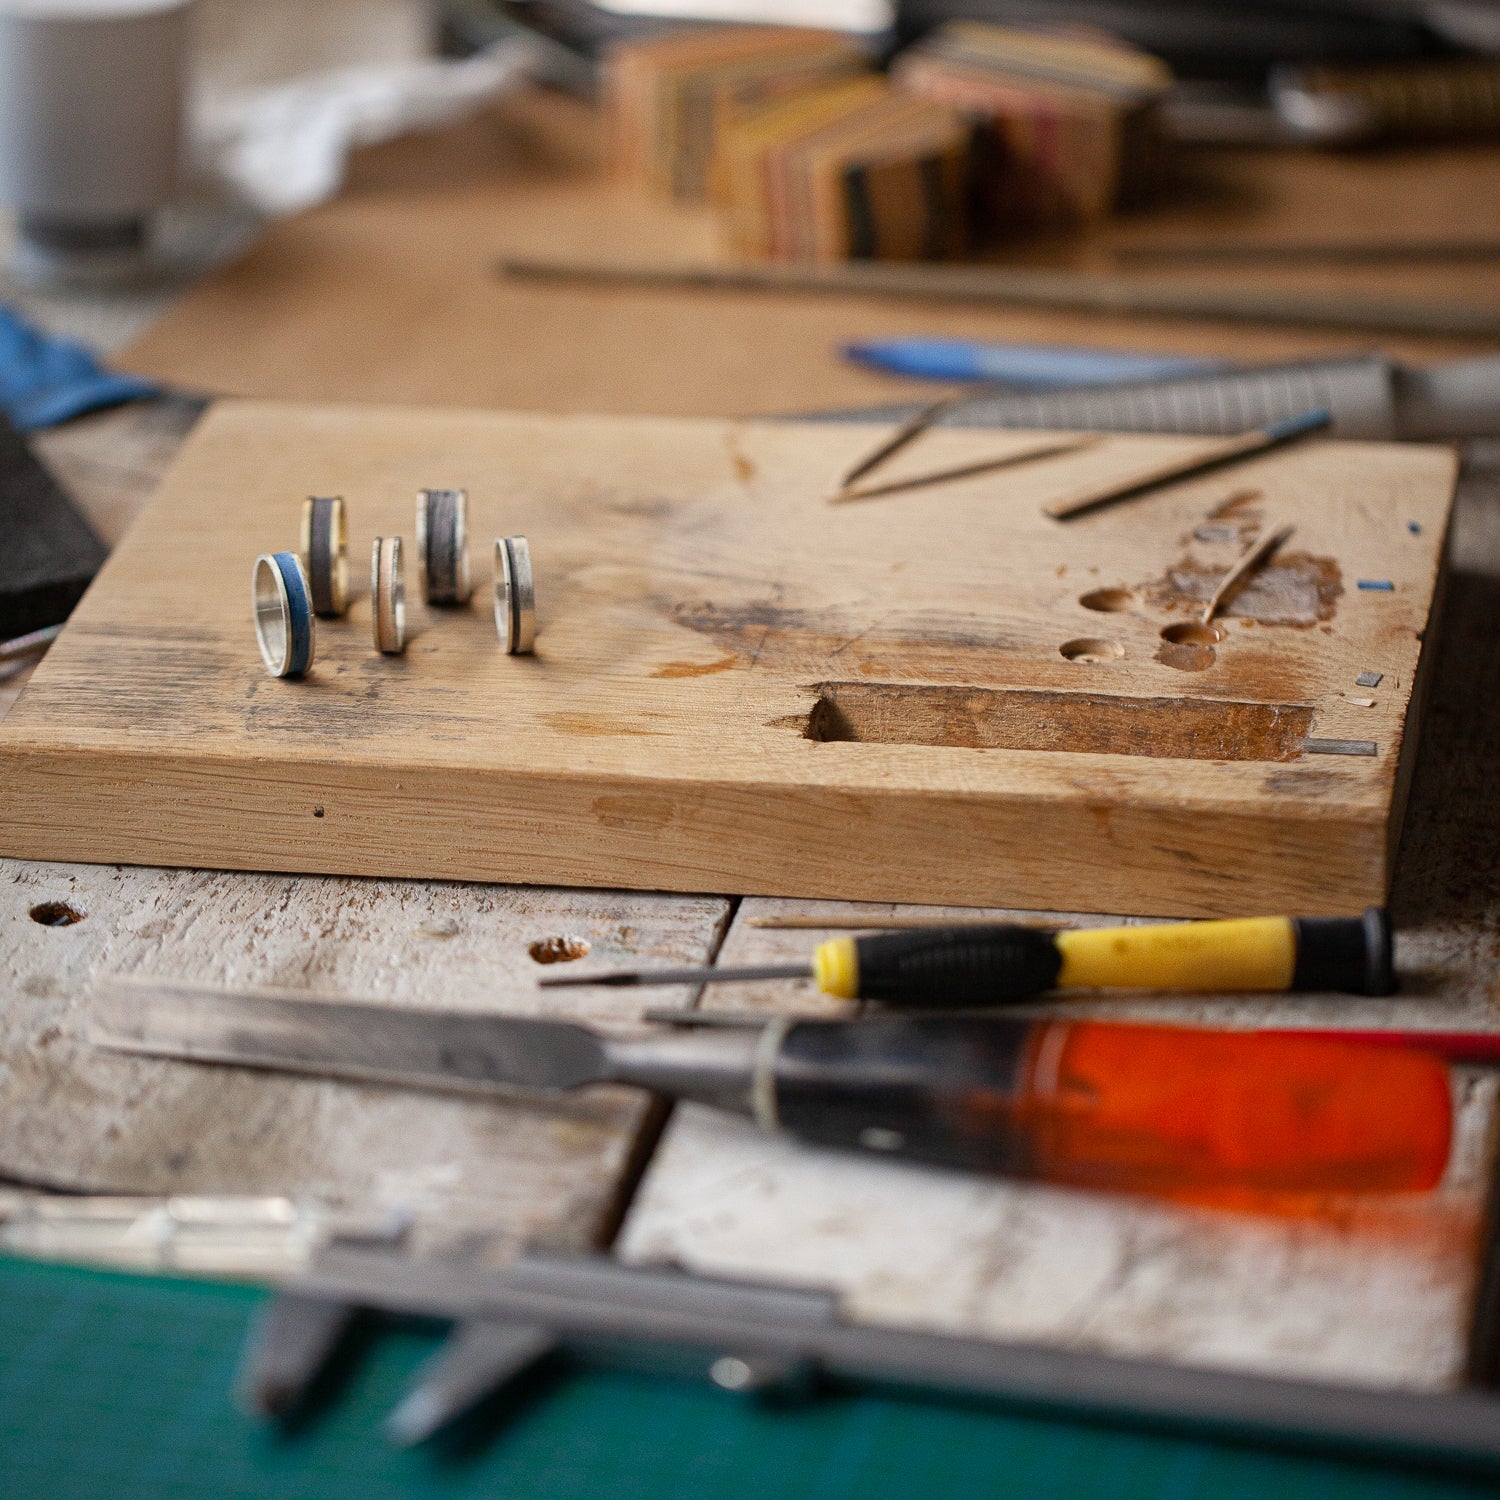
left=90, top=977, right=609, bottom=1094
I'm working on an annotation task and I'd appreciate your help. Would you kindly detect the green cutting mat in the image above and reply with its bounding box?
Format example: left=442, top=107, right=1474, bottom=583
left=1, top=1254, right=1496, bottom=1500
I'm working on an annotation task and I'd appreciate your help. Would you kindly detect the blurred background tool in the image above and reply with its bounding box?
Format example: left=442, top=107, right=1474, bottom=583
left=541, top=911, right=1395, bottom=1003
left=498, top=256, right=1500, bottom=338
left=90, top=978, right=1449, bottom=1195
left=1041, top=406, right=1329, bottom=518
left=819, top=350, right=1500, bottom=440
left=1270, top=55, right=1500, bottom=144
left=0, top=0, right=193, bottom=285
left=842, top=337, right=1223, bottom=385
left=1112, top=236, right=1500, bottom=266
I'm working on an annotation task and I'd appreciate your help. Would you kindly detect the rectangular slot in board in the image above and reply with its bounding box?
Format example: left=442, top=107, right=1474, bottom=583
left=798, top=683, right=1315, bottom=762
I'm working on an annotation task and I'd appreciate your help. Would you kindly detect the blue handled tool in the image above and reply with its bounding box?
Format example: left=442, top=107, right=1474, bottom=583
left=842, top=337, right=1224, bottom=387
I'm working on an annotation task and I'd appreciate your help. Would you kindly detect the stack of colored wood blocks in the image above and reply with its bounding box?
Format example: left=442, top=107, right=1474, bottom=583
left=714, top=76, right=972, bottom=262
left=604, top=26, right=873, bottom=201
left=893, top=22, right=1172, bottom=227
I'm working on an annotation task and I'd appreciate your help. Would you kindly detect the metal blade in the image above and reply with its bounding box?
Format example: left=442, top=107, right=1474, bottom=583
left=90, top=977, right=609, bottom=1094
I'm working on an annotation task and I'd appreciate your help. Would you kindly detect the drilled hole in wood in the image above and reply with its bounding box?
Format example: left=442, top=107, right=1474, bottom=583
left=1078, top=588, right=1133, bottom=613
left=1161, top=623, right=1225, bottom=647
left=793, top=683, right=1313, bottom=761
left=529, top=935, right=593, bottom=964
left=29, top=901, right=85, bottom=927
left=1156, top=621, right=1223, bottom=673
left=1059, top=637, right=1125, bottom=663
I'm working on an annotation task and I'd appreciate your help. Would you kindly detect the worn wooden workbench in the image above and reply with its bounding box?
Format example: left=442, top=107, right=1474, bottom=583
left=3, top=390, right=1498, bottom=1390
left=3, top=74, right=1500, bottom=1403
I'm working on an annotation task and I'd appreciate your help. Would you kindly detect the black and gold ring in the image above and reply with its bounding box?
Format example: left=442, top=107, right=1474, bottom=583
left=417, top=488, right=472, bottom=606
left=371, top=536, right=407, bottom=655
left=299, top=495, right=349, bottom=617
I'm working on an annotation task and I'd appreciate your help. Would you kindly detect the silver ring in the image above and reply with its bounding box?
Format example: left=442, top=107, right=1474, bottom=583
left=417, top=488, right=471, bottom=606
left=252, top=551, right=315, bottom=677
left=493, top=535, right=535, bottom=654
left=300, top=495, right=349, bottom=617
left=371, top=536, right=407, bottom=654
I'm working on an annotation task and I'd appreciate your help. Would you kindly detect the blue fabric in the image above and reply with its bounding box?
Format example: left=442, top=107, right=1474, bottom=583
left=0, top=304, right=159, bottom=431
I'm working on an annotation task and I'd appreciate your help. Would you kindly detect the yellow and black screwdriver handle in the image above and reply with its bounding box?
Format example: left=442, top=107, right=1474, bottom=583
left=808, top=909, right=1393, bottom=1006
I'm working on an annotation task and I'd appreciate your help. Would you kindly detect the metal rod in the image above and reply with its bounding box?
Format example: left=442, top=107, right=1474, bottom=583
left=1114, top=237, right=1500, bottom=266
left=830, top=437, right=1092, bottom=504
left=0, top=622, right=63, bottom=660
left=747, top=915, right=1063, bottom=931
left=537, top=963, right=812, bottom=990
left=497, top=256, right=1500, bottom=339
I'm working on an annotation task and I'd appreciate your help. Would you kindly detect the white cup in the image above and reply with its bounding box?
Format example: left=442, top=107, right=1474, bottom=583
left=0, top=0, right=195, bottom=283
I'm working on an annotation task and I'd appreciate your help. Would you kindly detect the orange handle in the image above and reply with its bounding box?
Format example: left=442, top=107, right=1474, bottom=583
left=1017, top=1023, right=1452, bottom=1196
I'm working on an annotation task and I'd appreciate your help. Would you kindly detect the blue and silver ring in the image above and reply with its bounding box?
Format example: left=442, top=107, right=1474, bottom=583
left=253, top=551, right=315, bottom=677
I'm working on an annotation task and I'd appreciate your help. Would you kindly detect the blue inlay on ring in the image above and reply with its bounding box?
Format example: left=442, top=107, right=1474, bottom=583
left=273, top=551, right=314, bottom=676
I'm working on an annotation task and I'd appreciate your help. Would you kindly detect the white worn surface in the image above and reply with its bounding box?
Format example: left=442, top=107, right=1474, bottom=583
left=0, top=857, right=728, bottom=1254
left=619, top=1093, right=1491, bottom=1392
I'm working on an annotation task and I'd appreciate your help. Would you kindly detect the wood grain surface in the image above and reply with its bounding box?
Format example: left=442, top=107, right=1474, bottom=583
left=0, top=857, right=728, bottom=1255
left=117, top=89, right=1500, bottom=421
left=0, top=400, right=1456, bottom=914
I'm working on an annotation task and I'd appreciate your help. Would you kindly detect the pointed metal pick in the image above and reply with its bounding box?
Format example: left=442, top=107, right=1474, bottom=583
left=237, top=1291, right=360, bottom=1420
left=386, top=1318, right=558, bottom=1446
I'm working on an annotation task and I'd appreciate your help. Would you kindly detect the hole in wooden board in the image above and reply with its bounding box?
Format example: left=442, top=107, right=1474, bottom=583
left=529, top=935, right=593, bottom=964
left=1078, top=588, right=1133, bottom=613
left=29, top=901, right=85, bottom=927
left=1161, top=623, right=1225, bottom=646
left=1157, top=621, right=1224, bottom=672
left=795, top=683, right=1313, bottom=762
left=1060, top=637, right=1125, bottom=663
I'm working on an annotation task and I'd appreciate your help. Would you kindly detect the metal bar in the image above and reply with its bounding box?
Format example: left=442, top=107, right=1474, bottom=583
left=289, top=1247, right=1500, bottom=1473
left=497, top=257, right=1500, bottom=340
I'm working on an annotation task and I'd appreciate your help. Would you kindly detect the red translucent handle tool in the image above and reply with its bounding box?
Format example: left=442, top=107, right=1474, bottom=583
left=769, top=1018, right=1453, bottom=1196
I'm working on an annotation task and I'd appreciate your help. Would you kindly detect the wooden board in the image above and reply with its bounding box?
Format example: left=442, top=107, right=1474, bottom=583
left=0, top=855, right=728, bottom=1257
left=116, top=89, right=1500, bottom=422
left=0, top=398, right=1458, bottom=915
left=0, top=393, right=735, bottom=1264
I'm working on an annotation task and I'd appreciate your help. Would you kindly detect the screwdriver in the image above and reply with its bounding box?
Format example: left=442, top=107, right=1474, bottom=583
left=92, top=979, right=1450, bottom=1198
left=539, top=909, right=1394, bottom=1006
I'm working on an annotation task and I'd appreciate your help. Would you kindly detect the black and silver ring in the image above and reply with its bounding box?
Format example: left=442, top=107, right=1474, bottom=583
left=494, top=535, right=535, bottom=654
left=417, top=488, right=472, bottom=606
left=253, top=551, right=315, bottom=677
left=300, top=495, right=349, bottom=616
left=371, top=536, right=407, bottom=655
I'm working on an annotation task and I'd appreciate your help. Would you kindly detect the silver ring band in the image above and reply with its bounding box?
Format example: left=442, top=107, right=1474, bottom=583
left=493, top=535, right=535, bottom=654
left=252, top=551, right=315, bottom=677
left=417, top=488, right=471, bottom=606
left=300, top=496, right=349, bottom=617
left=371, top=536, right=407, bottom=654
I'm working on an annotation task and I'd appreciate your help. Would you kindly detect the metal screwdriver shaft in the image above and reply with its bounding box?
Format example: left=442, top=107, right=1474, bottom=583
left=538, top=962, right=810, bottom=989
